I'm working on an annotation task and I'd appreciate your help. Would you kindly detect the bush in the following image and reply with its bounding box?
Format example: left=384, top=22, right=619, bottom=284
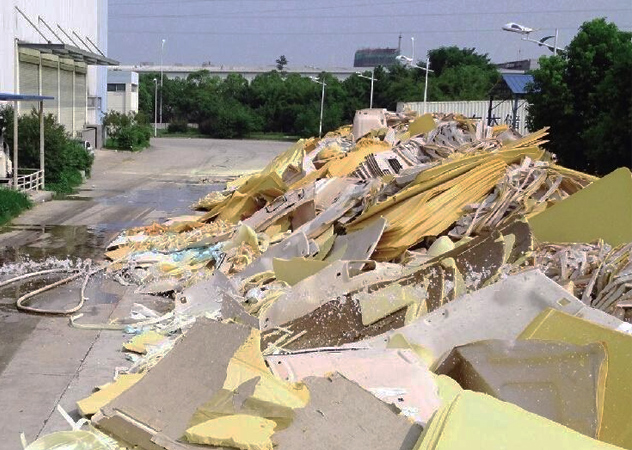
left=0, top=107, right=93, bottom=193
left=168, top=118, right=189, bottom=133
left=103, top=111, right=151, bottom=151
left=0, top=188, right=31, bottom=225
left=199, top=101, right=262, bottom=139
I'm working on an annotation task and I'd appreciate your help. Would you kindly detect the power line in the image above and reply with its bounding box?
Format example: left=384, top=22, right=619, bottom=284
left=110, top=7, right=631, bottom=20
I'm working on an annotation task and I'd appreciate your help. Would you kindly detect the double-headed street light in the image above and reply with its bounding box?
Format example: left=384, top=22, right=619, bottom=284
left=356, top=68, right=377, bottom=108
left=310, top=77, right=327, bottom=138
left=159, top=38, right=166, bottom=125
left=502, top=22, right=562, bottom=55
left=396, top=54, right=434, bottom=114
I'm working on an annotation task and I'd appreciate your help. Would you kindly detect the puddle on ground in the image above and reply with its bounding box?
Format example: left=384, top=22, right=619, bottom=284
left=98, top=182, right=223, bottom=216
left=0, top=224, right=109, bottom=263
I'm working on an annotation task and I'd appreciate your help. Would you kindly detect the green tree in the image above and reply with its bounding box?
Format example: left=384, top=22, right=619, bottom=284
left=527, top=18, right=632, bottom=174
left=276, top=55, right=288, bottom=71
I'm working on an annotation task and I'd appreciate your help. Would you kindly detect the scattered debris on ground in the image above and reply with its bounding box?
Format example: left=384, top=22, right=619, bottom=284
left=11, top=110, right=632, bottom=450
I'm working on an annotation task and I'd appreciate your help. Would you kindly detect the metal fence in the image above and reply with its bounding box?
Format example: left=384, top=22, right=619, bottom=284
left=0, top=168, right=44, bottom=191
left=397, top=100, right=530, bottom=135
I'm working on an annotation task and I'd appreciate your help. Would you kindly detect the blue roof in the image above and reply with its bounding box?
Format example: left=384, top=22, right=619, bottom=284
left=501, top=74, right=534, bottom=95
left=0, top=93, right=55, bottom=101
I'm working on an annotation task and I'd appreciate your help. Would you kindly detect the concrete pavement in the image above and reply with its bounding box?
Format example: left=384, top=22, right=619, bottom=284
left=0, top=137, right=287, bottom=447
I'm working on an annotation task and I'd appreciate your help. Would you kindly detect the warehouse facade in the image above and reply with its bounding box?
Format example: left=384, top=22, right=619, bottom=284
left=0, top=0, right=116, bottom=143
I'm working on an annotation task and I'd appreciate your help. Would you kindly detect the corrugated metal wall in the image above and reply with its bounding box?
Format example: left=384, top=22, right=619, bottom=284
left=42, top=65, right=59, bottom=117
left=18, top=61, right=39, bottom=113
left=397, top=100, right=530, bottom=135
left=59, top=69, right=74, bottom=132
left=74, top=72, right=87, bottom=131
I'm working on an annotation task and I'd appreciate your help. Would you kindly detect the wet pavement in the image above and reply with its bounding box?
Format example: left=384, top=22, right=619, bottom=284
left=0, top=138, right=288, bottom=446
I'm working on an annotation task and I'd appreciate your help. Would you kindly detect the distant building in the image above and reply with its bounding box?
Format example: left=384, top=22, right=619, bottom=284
left=0, top=0, right=117, bottom=141
left=107, top=70, right=139, bottom=115
left=117, top=65, right=359, bottom=82
left=495, top=59, right=539, bottom=73
left=354, top=48, right=399, bottom=68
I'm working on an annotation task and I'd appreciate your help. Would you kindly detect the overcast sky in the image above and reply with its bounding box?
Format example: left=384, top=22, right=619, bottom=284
left=108, top=0, right=632, bottom=67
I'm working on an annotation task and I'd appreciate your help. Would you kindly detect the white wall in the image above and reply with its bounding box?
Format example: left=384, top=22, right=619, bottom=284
left=397, top=100, right=530, bottom=135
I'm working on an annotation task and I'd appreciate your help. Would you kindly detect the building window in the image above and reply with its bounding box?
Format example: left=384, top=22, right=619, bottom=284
left=131, top=85, right=138, bottom=92
left=107, top=83, right=126, bottom=92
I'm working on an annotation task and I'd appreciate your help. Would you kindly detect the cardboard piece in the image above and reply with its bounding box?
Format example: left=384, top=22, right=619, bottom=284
left=266, top=348, right=441, bottom=426
left=520, top=309, right=632, bottom=448
left=93, top=320, right=252, bottom=450
left=435, top=339, right=607, bottom=438
left=529, top=167, right=632, bottom=246
left=272, top=374, right=422, bottom=450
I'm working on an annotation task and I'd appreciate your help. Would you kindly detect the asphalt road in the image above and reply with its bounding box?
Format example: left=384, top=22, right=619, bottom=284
left=0, top=137, right=288, bottom=446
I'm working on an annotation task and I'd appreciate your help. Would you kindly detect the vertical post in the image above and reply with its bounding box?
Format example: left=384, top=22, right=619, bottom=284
left=423, top=57, right=430, bottom=114
left=553, top=29, right=559, bottom=56
left=153, top=79, right=158, bottom=137
left=411, top=37, right=415, bottom=63
left=39, top=100, right=45, bottom=189
left=13, top=38, right=19, bottom=190
left=487, top=95, right=494, bottom=126
left=369, top=68, right=374, bottom=109
left=13, top=100, right=18, bottom=190
left=159, top=38, right=165, bottom=126
left=512, top=96, right=519, bottom=130
left=319, top=81, right=325, bottom=138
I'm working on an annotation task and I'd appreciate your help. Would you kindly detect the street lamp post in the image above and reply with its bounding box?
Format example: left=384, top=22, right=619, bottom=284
left=310, top=77, right=327, bottom=138
left=502, top=22, right=562, bottom=55
left=356, top=68, right=377, bottom=108
left=153, top=78, right=158, bottom=137
left=396, top=54, right=433, bottom=114
left=159, top=38, right=166, bottom=126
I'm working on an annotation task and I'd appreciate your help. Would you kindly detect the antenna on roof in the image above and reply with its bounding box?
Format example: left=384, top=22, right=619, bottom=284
left=398, top=33, right=402, bottom=53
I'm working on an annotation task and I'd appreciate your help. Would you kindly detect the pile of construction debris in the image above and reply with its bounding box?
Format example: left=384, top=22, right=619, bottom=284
left=20, top=110, right=632, bottom=450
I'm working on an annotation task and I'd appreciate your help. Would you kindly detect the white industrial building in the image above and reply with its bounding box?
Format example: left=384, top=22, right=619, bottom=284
left=117, top=64, right=360, bottom=82
left=107, top=70, right=139, bottom=115
left=0, top=0, right=117, bottom=146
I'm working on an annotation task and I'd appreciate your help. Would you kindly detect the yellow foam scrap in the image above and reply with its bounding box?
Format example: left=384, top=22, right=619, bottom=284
left=260, top=140, right=306, bottom=179
left=272, top=257, right=330, bottom=286
left=387, top=333, right=435, bottom=367
left=224, top=329, right=309, bottom=409
left=225, top=224, right=261, bottom=255
left=368, top=157, right=507, bottom=260
left=358, top=283, right=421, bottom=326
left=413, top=390, right=620, bottom=450
left=76, top=373, right=144, bottom=417
left=105, top=245, right=132, bottom=261
left=289, top=140, right=391, bottom=190
left=409, top=114, right=436, bottom=136
left=528, top=167, right=632, bottom=246
left=123, top=331, right=166, bottom=354
left=184, top=414, right=275, bottom=450
left=433, top=374, right=464, bottom=405
left=519, top=309, right=632, bottom=448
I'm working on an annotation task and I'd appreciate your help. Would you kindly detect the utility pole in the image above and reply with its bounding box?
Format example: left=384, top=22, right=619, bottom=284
left=159, top=38, right=165, bottom=126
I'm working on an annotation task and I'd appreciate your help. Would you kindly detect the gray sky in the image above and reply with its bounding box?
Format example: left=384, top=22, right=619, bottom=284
left=108, top=0, right=632, bottom=67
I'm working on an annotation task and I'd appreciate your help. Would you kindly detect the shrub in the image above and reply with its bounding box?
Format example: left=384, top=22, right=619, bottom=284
left=0, top=107, right=93, bottom=193
left=168, top=118, right=189, bottom=133
left=103, top=111, right=151, bottom=151
left=0, top=188, right=32, bottom=225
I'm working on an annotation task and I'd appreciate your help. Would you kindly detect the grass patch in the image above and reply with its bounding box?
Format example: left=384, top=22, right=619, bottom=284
left=157, top=128, right=206, bottom=138
left=0, top=188, right=32, bottom=225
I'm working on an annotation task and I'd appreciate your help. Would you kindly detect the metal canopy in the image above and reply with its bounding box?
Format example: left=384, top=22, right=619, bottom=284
left=18, top=42, right=119, bottom=66
left=0, top=93, right=54, bottom=102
